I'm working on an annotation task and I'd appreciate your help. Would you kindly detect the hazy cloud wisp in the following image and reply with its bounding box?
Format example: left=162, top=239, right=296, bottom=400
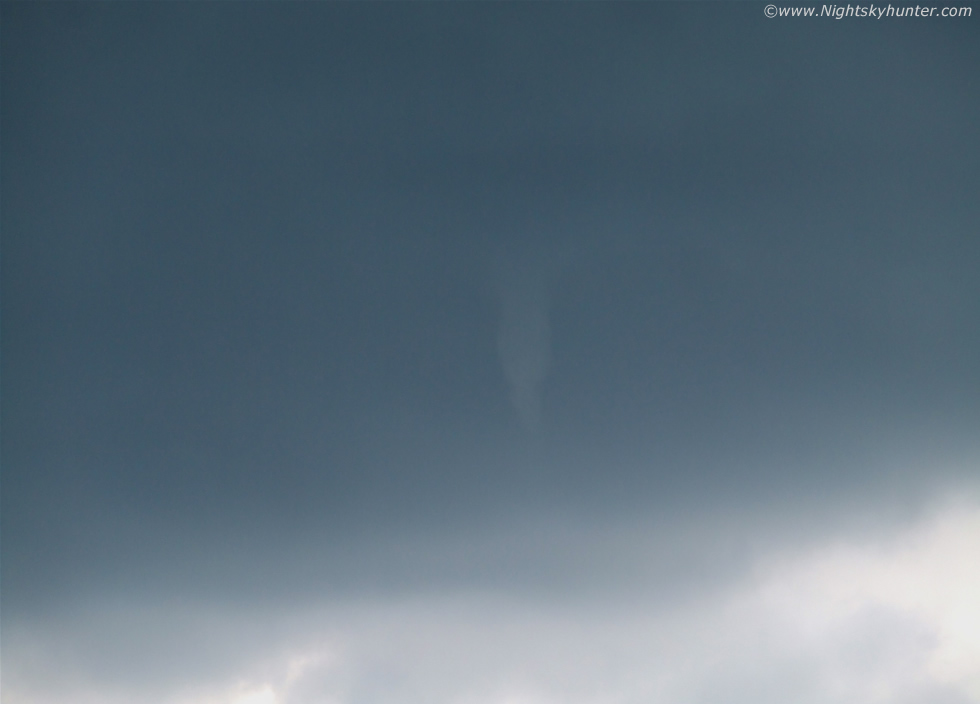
left=495, top=257, right=553, bottom=431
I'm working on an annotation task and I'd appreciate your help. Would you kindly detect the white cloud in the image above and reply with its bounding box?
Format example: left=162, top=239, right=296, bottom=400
left=5, top=492, right=979, bottom=704
left=747, top=497, right=980, bottom=701
left=229, top=687, right=277, bottom=704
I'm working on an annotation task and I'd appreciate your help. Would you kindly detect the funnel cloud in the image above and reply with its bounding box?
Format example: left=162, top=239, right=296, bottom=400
left=495, top=258, right=552, bottom=431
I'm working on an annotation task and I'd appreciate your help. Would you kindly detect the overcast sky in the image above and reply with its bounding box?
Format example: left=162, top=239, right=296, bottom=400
left=2, top=3, right=979, bottom=704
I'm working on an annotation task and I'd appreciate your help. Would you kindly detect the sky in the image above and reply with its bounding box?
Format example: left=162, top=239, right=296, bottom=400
left=2, top=3, right=979, bottom=703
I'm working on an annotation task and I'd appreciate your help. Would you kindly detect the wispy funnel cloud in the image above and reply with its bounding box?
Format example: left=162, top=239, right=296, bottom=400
left=495, top=258, right=552, bottom=431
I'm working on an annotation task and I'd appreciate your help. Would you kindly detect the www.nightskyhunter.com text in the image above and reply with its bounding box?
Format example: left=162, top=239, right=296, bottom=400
left=763, top=3, right=972, bottom=18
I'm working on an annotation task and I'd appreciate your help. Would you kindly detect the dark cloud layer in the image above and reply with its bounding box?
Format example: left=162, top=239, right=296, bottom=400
left=2, top=2, right=978, bottom=678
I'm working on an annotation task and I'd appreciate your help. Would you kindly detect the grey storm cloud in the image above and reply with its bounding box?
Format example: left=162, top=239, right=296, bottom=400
left=2, top=2, right=979, bottom=704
